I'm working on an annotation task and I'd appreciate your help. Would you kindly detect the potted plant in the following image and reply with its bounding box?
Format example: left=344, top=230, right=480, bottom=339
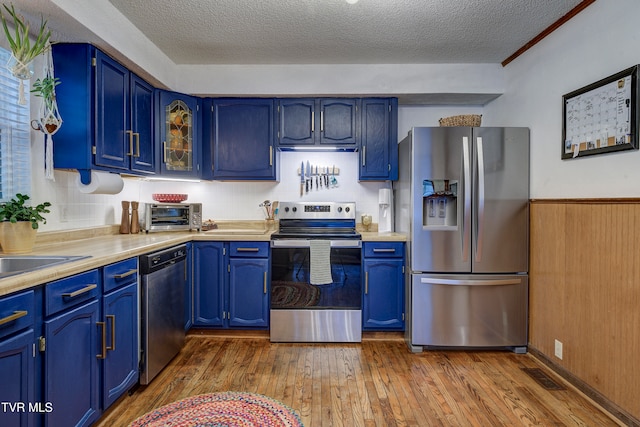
left=31, top=75, right=61, bottom=133
left=0, top=3, right=51, bottom=80
left=0, top=193, right=51, bottom=253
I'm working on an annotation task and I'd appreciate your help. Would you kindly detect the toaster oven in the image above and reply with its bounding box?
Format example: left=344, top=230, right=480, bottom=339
left=141, top=203, right=202, bottom=232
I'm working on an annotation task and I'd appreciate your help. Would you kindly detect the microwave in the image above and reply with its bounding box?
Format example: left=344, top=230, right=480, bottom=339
left=141, top=203, right=202, bottom=233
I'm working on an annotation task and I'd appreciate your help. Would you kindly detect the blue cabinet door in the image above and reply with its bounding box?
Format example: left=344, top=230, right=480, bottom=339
left=185, top=242, right=193, bottom=331
left=102, top=282, right=138, bottom=408
left=359, top=98, right=398, bottom=180
left=320, top=98, right=358, bottom=147
left=278, top=99, right=315, bottom=146
left=363, top=257, right=405, bottom=330
left=0, top=329, right=36, bottom=427
left=130, top=74, right=155, bottom=174
left=228, top=258, right=269, bottom=328
left=157, top=90, right=201, bottom=178
left=210, top=98, right=276, bottom=180
left=95, top=49, right=130, bottom=171
left=44, top=299, right=100, bottom=427
left=193, top=242, right=226, bottom=326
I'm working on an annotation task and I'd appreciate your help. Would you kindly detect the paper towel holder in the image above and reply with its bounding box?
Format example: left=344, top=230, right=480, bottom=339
left=77, top=169, right=121, bottom=185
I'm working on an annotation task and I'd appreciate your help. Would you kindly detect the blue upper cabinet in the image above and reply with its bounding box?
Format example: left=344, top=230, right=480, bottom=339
left=130, top=74, right=155, bottom=174
left=203, top=98, right=277, bottom=180
left=278, top=99, right=315, bottom=146
left=157, top=90, right=201, bottom=178
left=51, top=44, right=156, bottom=184
left=277, top=98, right=358, bottom=150
left=359, top=98, right=398, bottom=181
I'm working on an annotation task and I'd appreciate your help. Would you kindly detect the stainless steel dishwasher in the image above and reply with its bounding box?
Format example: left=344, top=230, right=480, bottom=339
left=139, top=244, right=187, bottom=385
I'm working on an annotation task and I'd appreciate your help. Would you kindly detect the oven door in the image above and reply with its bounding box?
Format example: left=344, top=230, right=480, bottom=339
left=269, top=239, right=362, bottom=342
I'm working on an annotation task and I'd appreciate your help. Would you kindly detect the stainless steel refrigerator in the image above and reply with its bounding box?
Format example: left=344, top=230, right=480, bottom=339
left=395, top=127, right=529, bottom=353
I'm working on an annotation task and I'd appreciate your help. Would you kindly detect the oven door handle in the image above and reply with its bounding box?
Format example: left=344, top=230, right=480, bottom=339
left=270, top=239, right=361, bottom=248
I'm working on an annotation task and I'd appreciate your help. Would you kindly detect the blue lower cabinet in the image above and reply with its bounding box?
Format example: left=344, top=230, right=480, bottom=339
left=44, top=299, right=101, bottom=427
left=193, top=242, right=226, bottom=327
left=185, top=242, right=193, bottom=330
left=102, top=282, right=138, bottom=408
left=362, top=242, right=405, bottom=331
left=0, top=329, right=36, bottom=427
left=228, top=257, right=269, bottom=328
left=192, top=241, right=269, bottom=329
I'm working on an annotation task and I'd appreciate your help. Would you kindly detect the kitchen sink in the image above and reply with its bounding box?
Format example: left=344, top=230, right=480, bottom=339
left=0, top=255, right=90, bottom=279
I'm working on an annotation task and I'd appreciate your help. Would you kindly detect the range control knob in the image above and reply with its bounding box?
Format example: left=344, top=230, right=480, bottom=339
left=337, top=207, right=343, bottom=213
left=345, top=206, right=350, bottom=213
left=292, top=207, right=297, bottom=212
left=284, top=207, right=290, bottom=212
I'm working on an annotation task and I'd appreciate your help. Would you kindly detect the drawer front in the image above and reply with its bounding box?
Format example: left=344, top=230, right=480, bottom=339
left=103, top=257, right=138, bottom=293
left=0, top=290, right=35, bottom=340
left=45, top=270, right=101, bottom=317
left=364, top=242, right=404, bottom=258
left=229, top=242, right=269, bottom=258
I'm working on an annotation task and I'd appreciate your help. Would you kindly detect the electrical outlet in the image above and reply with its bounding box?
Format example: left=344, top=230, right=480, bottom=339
left=554, top=339, right=563, bottom=360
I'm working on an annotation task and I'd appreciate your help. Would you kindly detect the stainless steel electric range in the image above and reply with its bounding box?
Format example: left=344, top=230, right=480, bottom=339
left=270, top=202, right=362, bottom=342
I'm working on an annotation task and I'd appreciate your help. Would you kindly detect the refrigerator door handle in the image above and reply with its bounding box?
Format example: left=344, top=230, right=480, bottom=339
left=462, top=136, right=471, bottom=262
left=420, top=277, right=522, bottom=286
left=475, top=136, right=485, bottom=262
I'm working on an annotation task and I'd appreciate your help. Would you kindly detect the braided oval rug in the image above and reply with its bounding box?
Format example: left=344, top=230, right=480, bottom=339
left=129, top=391, right=304, bottom=427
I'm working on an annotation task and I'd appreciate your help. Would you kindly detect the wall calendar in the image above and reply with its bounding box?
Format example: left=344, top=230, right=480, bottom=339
left=562, top=65, right=639, bottom=159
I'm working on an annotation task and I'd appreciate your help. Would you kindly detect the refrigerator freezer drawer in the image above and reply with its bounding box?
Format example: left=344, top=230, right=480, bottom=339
left=411, top=274, right=528, bottom=349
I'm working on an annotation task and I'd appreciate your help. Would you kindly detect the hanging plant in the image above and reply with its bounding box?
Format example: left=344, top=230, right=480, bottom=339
left=1, top=3, right=50, bottom=76
left=31, top=74, right=60, bottom=133
left=29, top=43, right=62, bottom=181
left=1, top=3, right=51, bottom=103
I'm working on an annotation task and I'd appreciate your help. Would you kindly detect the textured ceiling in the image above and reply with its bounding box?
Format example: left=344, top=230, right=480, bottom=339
left=101, top=0, right=585, bottom=65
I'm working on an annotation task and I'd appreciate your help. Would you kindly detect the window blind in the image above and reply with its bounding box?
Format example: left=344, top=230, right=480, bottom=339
left=0, top=47, right=31, bottom=201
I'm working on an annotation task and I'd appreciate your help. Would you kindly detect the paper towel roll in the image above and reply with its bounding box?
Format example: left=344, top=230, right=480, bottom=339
left=379, top=188, right=391, bottom=205
left=76, top=171, right=124, bottom=194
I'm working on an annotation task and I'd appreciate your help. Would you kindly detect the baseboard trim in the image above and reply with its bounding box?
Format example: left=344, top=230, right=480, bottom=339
left=528, top=347, right=639, bottom=427
left=187, top=329, right=405, bottom=342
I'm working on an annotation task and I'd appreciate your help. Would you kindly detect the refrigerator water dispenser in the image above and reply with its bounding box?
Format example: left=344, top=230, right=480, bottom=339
left=422, top=179, right=457, bottom=228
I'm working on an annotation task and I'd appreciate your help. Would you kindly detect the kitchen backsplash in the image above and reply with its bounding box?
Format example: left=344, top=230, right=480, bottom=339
left=32, top=152, right=386, bottom=232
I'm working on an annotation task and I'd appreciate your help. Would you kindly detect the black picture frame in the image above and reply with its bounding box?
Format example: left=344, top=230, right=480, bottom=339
left=562, top=65, right=639, bottom=159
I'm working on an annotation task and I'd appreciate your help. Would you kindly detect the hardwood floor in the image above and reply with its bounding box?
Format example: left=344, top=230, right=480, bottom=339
left=97, top=333, right=622, bottom=427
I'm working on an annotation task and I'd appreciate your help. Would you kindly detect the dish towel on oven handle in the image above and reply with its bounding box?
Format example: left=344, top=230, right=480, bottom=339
left=310, top=240, right=333, bottom=285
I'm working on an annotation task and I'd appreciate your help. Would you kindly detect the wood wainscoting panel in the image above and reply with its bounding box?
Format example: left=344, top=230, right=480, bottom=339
left=530, top=200, right=640, bottom=423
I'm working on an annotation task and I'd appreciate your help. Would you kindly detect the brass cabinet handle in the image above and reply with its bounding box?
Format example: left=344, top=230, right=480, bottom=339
left=106, top=315, right=116, bottom=351
left=236, top=247, right=260, bottom=252
left=0, top=310, right=27, bottom=326
left=365, top=271, right=369, bottom=294
left=134, top=132, right=141, bottom=158
left=126, top=130, right=134, bottom=156
left=263, top=271, right=267, bottom=294
left=113, top=269, right=137, bottom=279
left=97, top=321, right=107, bottom=359
left=62, top=284, right=97, bottom=299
